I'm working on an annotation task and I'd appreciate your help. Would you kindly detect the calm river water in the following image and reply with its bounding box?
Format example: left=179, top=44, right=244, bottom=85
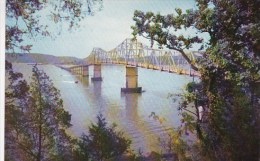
left=12, top=63, right=196, bottom=154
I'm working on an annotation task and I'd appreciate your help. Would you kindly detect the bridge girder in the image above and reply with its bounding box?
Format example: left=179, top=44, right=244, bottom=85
left=87, top=38, right=199, bottom=73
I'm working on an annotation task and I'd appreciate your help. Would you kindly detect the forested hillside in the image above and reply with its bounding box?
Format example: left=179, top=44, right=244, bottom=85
left=6, top=53, right=86, bottom=65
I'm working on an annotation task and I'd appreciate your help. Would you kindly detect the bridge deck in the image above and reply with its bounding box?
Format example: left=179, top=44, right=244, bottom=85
left=57, top=63, right=200, bottom=77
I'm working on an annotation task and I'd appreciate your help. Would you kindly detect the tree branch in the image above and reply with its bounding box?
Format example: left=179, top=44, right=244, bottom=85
left=167, top=45, right=198, bottom=71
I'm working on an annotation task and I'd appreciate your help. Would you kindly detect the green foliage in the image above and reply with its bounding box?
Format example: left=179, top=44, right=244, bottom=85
left=5, top=63, right=133, bottom=161
left=163, top=129, right=192, bottom=161
left=132, top=9, right=203, bottom=70
left=6, top=0, right=103, bottom=52
left=5, top=61, right=31, bottom=160
left=133, top=0, right=260, bottom=160
left=149, top=112, right=192, bottom=161
left=74, top=114, right=131, bottom=161
left=5, top=62, right=74, bottom=161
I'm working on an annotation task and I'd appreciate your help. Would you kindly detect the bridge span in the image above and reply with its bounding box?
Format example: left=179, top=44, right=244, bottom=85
left=57, top=38, right=200, bottom=93
left=87, top=38, right=200, bottom=75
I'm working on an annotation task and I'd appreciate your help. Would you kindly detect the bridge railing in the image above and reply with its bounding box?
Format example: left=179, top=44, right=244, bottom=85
left=87, top=38, right=200, bottom=75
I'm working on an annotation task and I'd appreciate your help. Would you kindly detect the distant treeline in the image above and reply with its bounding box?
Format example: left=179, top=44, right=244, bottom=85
left=5, top=53, right=87, bottom=65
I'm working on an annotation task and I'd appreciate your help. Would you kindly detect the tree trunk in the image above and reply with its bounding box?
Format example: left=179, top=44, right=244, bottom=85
left=37, top=114, right=42, bottom=161
left=167, top=46, right=199, bottom=71
left=177, top=49, right=199, bottom=71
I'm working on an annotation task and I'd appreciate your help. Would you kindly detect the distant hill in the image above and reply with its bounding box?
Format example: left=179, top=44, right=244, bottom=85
left=5, top=53, right=86, bottom=65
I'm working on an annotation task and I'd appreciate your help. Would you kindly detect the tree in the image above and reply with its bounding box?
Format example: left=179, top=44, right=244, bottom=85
left=75, top=114, right=131, bottom=161
left=5, top=61, right=32, bottom=160
left=5, top=63, right=74, bottom=161
left=131, top=9, right=204, bottom=71
left=132, top=0, right=260, bottom=160
left=6, top=0, right=103, bottom=53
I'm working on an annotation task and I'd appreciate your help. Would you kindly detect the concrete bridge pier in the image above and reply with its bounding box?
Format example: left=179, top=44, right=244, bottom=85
left=73, top=67, right=76, bottom=74
left=91, top=64, right=102, bottom=81
left=75, top=67, right=78, bottom=75
left=78, top=67, right=81, bottom=75
left=121, top=66, right=142, bottom=93
left=82, top=65, right=89, bottom=77
left=80, top=66, right=83, bottom=75
left=79, top=66, right=82, bottom=75
left=71, top=67, right=76, bottom=75
left=77, top=67, right=80, bottom=75
left=74, top=67, right=78, bottom=75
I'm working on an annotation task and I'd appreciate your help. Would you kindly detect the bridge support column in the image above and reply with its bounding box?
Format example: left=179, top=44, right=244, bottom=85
left=121, top=66, right=142, bottom=93
left=75, top=67, right=78, bottom=75
left=91, top=64, right=102, bottom=81
left=82, top=65, right=89, bottom=76
left=80, top=66, right=83, bottom=75
left=78, top=67, right=81, bottom=75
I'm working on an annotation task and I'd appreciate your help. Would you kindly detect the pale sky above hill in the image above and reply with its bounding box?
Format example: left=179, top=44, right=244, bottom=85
left=8, top=0, right=209, bottom=58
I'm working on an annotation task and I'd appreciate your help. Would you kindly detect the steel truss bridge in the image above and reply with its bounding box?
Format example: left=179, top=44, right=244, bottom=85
left=86, top=38, right=200, bottom=76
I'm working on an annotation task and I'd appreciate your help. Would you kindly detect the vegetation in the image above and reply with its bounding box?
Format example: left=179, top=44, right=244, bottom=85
left=5, top=61, right=74, bottom=161
left=132, top=0, right=260, bottom=160
left=5, top=0, right=260, bottom=160
left=5, top=53, right=85, bottom=65
left=74, top=114, right=131, bottom=161
left=150, top=112, right=191, bottom=161
left=6, top=0, right=103, bottom=53
left=5, top=62, right=133, bottom=161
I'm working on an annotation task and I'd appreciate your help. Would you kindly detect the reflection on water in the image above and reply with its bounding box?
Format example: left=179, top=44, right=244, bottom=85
left=123, top=93, right=151, bottom=152
left=124, top=93, right=139, bottom=119
left=77, top=76, right=89, bottom=87
left=11, top=63, right=197, bottom=153
left=123, top=93, right=169, bottom=153
left=91, top=81, right=105, bottom=109
left=93, top=81, right=102, bottom=98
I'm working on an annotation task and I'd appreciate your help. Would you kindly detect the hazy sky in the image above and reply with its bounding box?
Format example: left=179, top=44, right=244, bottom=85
left=16, top=0, right=201, bottom=58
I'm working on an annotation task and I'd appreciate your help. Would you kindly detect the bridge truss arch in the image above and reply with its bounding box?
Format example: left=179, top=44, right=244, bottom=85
left=87, top=38, right=199, bottom=74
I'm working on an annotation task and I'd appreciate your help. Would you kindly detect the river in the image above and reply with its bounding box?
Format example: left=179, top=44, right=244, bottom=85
left=11, top=63, right=196, bottom=154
